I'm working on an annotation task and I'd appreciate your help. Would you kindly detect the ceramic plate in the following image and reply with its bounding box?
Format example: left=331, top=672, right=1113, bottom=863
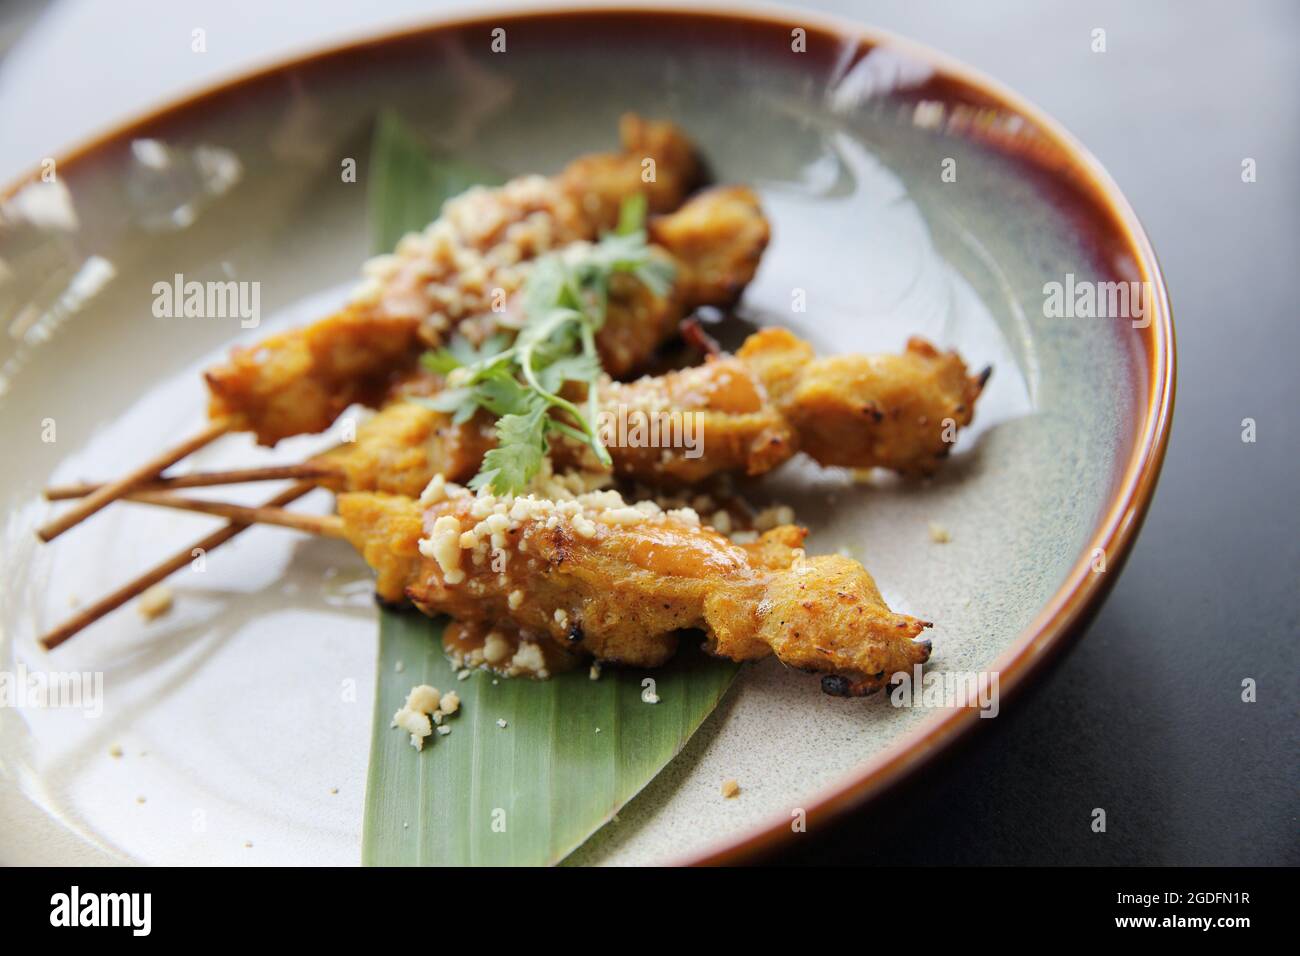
left=0, top=5, right=1173, bottom=865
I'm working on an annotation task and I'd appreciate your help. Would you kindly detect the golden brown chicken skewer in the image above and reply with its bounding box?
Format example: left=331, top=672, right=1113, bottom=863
left=339, top=487, right=931, bottom=696
left=320, top=325, right=988, bottom=491
left=204, top=115, right=703, bottom=447
left=201, top=184, right=759, bottom=450
left=33, top=116, right=701, bottom=541
left=586, top=327, right=990, bottom=481
left=46, top=325, right=988, bottom=504
left=62, top=485, right=932, bottom=696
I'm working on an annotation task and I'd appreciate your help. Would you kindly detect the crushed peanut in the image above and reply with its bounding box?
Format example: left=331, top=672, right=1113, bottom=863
left=721, top=779, right=741, bottom=799
left=418, top=473, right=452, bottom=506
left=447, top=622, right=567, bottom=681
left=420, top=514, right=465, bottom=585
left=508, top=641, right=548, bottom=678
left=349, top=174, right=584, bottom=337
left=391, top=684, right=454, bottom=751
left=482, top=631, right=512, bottom=665
left=137, top=584, right=174, bottom=621
left=753, top=505, right=796, bottom=531
left=415, top=481, right=704, bottom=592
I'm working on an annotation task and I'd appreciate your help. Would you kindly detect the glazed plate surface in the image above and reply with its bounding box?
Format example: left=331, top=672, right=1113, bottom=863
left=0, top=7, right=1171, bottom=864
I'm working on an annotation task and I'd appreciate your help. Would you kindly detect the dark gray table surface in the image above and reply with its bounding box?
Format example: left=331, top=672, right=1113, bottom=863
left=770, top=0, right=1298, bottom=866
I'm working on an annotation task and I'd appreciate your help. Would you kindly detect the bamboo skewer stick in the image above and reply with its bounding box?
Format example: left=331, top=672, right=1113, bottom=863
left=37, top=418, right=233, bottom=542
left=44, top=462, right=337, bottom=501
left=123, top=490, right=347, bottom=538
left=38, top=481, right=319, bottom=651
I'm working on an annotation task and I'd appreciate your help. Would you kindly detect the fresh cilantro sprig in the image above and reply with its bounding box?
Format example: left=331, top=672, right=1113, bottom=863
left=413, top=195, right=673, bottom=495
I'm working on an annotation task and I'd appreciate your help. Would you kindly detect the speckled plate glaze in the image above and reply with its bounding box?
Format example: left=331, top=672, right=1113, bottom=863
left=0, top=5, right=1173, bottom=865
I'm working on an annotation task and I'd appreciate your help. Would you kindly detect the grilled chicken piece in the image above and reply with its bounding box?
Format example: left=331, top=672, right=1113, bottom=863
left=203, top=309, right=422, bottom=448
left=736, top=328, right=989, bottom=475
left=598, top=186, right=768, bottom=375
left=579, top=326, right=987, bottom=480
left=337, top=489, right=932, bottom=696
left=206, top=114, right=703, bottom=445
left=556, top=113, right=700, bottom=244
left=316, top=399, right=493, bottom=499
left=317, top=325, right=985, bottom=493
left=648, top=186, right=772, bottom=308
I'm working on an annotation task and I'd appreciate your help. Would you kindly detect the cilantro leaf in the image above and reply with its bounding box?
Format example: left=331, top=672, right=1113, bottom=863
left=471, top=401, right=549, bottom=495
left=411, top=389, right=473, bottom=413
left=538, top=352, right=601, bottom=394
left=420, top=333, right=512, bottom=376
left=414, top=201, right=674, bottom=494
left=615, top=192, right=647, bottom=236
left=420, top=349, right=463, bottom=375
left=474, top=370, right=538, bottom=417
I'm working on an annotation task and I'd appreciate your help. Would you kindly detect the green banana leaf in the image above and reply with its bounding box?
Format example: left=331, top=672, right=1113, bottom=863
left=360, top=111, right=740, bottom=866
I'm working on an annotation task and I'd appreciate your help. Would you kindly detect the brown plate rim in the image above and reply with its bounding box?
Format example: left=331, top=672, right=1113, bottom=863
left=2, top=2, right=1176, bottom=867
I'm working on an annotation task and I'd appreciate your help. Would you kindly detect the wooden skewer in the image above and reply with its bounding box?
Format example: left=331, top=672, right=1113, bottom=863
left=37, top=418, right=233, bottom=542
left=44, top=462, right=337, bottom=501
left=38, top=480, right=320, bottom=651
left=122, top=490, right=347, bottom=538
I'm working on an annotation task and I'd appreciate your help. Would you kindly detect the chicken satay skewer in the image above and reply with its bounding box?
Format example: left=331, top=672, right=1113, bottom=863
left=340, top=487, right=933, bottom=696
left=43, top=485, right=932, bottom=696
left=44, top=323, right=990, bottom=507
left=319, top=325, right=989, bottom=487
left=202, top=116, right=705, bottom=448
